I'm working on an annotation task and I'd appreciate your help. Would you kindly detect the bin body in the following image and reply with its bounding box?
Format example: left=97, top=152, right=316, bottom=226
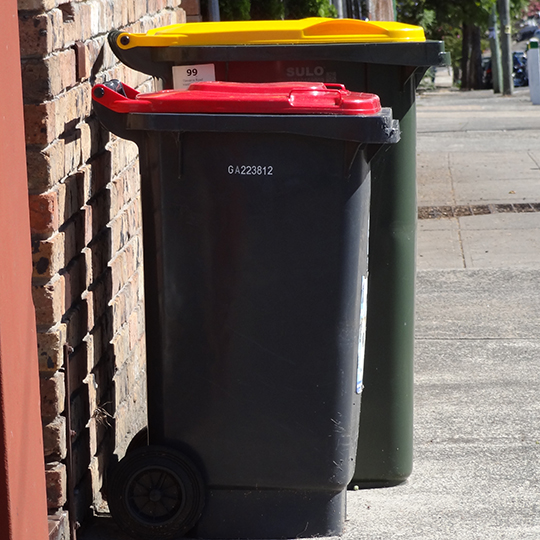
left=108, top=19, right=448, bottom=487
left=93, top=81, right=399, bottom=538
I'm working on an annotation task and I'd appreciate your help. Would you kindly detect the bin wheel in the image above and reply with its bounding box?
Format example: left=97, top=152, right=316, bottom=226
left=108, top=445, right=205, bottom=540
left=126, top=427, right=149, bottom=453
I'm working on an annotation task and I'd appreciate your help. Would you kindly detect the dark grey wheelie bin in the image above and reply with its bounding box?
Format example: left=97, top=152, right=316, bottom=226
left=93, top=79, right=399, bottom=539
left=106, top=17, right=449, bottom=488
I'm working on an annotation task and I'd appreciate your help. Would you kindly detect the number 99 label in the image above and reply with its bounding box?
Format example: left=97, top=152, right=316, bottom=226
left=172, top=64, right=216, bottom=89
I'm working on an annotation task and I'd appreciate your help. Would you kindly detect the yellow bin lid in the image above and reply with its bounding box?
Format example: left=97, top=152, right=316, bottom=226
left=115, top=18, right=426, bottom=49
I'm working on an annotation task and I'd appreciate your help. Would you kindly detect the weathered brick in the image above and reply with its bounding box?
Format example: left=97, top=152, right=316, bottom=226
left=93, top=350, right=115, bottom=403
left=110, top=270, right=143, bottom=334
left=18, top=12, right=52, bottom=58
left=32, top=232, right=65, bottom=279
left=18, top=0, right=56, bottom=11
left=89, top=187, right=111, bottom=237
left=49, top=8, right=64, bottom=51
left=109, top=236, right=142, bottom=298
left=109, top=199, right=142, bottom=255
left=48, top=510, right=69, bottom=540
left=84, top=290, right=95, bottom=335
left=26, top=140, right=65, bottom=191
left=41, top=371, right=66, bottom=423
left=63, top=131, right=82, bottom=177
left=29, top=189, right=59, bottom=236
left=43, top=416, right=67, bottom=459
left=59, top=172, right=85, bottom=225
left=82, top=247, right=94, bottom=290
left=113, top=334, right=145, bottom=406
left=61, top=210, right=87, bottom=264
left=89, top=270, right=112, bottom=323
left=37, top=324, right=67, bottom=373
left=113, top=384, right=147, bottom=455
left=50, top=49, right=78, bottom=96
left=63, top=252, right=89, bottom=309
left=88, top=227, right=112, bottom=280
left=46, top=462, right=67, bottom=509
left=67, top=342, right=91, bottom=397
left=77, top=2, right=95, bottom=42
left=108, top=136, right=139, bottom=178
left=20, top=0, right=187, bottom=524
left=88, top=454, right=108, bottom=508
left=105, top=2, right=124, bottom=28
left=21, top=50, right=76, bottom=103
left=32, top=274, right=65, bottom=327
left=88, top=151, right=112, bottom=197
left=127, top=0, right=148, bottom=25
left=128, top=305, right=145, bottom=351
left=64, top=298, right=90, bottom=350
left=60, top=4, right=82, bottom=47
left=23, top=100, right=56, bottom=146
left=181, top=0, right=201, bottom=15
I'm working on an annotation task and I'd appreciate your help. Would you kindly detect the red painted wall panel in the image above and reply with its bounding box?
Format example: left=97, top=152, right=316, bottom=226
left=0, top=1, right=50, bottom=539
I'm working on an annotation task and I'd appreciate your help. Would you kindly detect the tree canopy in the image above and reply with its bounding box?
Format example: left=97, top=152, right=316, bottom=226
left=397, top=0, right=530, bottom=88
left=206, top=0, right=337, bottom=20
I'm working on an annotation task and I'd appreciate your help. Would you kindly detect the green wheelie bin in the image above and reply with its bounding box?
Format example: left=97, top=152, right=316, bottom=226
left=107, top=18, right=449, bottom=487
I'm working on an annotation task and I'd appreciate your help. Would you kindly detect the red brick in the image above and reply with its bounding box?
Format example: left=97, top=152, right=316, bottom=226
left=63, top=253, right=89, bottom=309
left=62, top=210, right=87, bottom=264
left=32, top=275, right=65, bottom=327
left=37, top=324, right=67, bottom=374
left=18, top=12, right=52, bottom=58
left=89, top=270, right=112, bottom=323
left=67, top=342, right=91, bottom=397
left=43, top=416, right=67, bottom=459
left=64, top=299, right=90, bottom=351
left=29, top=190, right=59, bottom=236
left=46, top=462, right=67, bottom=509
left=60, top=172, right=85, bottom=224
left=18, top=0, right=56, bottom=10
left=26, top=140, right=65, bottom=192
left=40, top=371, right=65, bottom=422
left=181, top=0, right=201, bottom=15
left=24, top=101, right=57, bottom=146
left=32, top=232, right=65, bottom=279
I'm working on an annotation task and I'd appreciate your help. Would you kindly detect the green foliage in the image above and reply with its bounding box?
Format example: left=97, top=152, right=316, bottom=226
left=216, top=0, right=337, bottom=21
left=251, top=0, right=285, bottom=19
left=219, top=0, right=251, bottom=20
left=285, top=0, right=338, bottom=18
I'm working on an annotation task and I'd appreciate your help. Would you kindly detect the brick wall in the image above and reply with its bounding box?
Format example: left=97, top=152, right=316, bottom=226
left=18, top=0, right=199, bottom=536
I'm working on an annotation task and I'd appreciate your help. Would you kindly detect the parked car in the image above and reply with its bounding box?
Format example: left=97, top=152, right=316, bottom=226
left=482, top=52, right=528, bottom=88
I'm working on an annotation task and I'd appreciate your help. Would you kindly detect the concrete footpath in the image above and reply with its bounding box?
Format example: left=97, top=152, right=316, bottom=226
left=80, top=85, right=540, bottom=539
left=342, top=86, right=540, bottom=538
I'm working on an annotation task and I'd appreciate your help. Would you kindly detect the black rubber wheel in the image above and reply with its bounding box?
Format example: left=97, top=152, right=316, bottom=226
left=108, top=446, right=205, bottom=540
left=126, top=427, right=149, bottom=453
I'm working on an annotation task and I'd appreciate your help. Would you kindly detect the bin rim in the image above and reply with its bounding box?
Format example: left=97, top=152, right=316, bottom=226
left=92, top=81, right=400, bottom=146
left=92, top=80, right=384, bottom=115
left=114, top=18, right=426, bottom=49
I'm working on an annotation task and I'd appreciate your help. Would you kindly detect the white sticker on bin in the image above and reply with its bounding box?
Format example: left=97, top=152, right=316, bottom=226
left=356, top=274, right=368, bottom=394
left=173, top=64, right=216, bottom=89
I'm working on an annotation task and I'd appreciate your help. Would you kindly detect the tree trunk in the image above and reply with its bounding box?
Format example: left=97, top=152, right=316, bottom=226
left=461, top=23, right=471, bottom=89
left=469, top=25, right=484, bottom=89
left=368, top=0, right=394, bottom=21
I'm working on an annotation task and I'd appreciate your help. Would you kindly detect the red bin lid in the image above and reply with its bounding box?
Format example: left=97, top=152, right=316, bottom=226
left=93, top=80, right=382, bottom=116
